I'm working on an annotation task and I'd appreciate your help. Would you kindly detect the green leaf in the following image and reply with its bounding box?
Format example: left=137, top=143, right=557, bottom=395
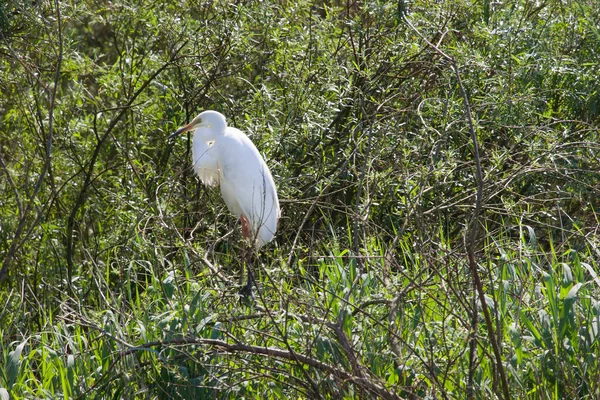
left=211, top=322, right=222, bottom=340
left=7, top=340, right=26, bottom=389
left=521, top=310, right=543, bottom=346
left=509, top=324, right=523, bottom=364
left=561, top=263, right=573, bottom=286
left=563, top=283, right=581, bottom=307
left=162, top=272, right=175, bottom=299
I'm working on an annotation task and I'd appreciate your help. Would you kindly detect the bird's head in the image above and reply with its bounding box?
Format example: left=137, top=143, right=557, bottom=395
left=168, top=110, right=227, bottom=140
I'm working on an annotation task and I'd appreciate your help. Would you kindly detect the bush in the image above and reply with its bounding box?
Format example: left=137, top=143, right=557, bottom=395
left=1, top=0, right=599, bottom=398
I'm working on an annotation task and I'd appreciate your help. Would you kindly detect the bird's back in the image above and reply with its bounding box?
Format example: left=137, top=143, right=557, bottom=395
left=218, top=127, right=280, bottom=248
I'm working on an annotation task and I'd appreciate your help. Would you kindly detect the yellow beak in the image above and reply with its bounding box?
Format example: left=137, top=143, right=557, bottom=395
left=167, top=122, right=194, bottom=140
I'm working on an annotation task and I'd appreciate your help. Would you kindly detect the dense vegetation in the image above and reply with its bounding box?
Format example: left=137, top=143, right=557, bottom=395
left=1, top=0, right=599, bottom=398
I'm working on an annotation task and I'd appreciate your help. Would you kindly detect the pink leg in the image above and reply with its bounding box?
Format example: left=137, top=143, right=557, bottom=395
left=240, top=215, right=252, bottom=240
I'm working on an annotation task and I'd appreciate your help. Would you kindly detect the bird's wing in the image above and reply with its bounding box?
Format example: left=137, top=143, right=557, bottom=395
left=219, top=128, right=280, bottom=247
left=191, top=127, right=220, bottom=187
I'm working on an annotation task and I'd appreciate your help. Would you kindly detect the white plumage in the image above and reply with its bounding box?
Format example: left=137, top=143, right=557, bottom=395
left=170, top=110, right=280, bottom=248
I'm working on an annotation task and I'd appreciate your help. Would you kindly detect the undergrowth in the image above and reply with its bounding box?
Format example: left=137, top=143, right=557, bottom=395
left=1, top=0, right=599, bottom=398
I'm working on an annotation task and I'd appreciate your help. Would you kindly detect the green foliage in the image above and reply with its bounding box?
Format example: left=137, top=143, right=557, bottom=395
left=1, top=0, right=599, bottom=398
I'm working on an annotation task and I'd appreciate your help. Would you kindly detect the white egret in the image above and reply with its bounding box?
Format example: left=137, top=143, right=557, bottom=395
left=168, top=110, right=280, bottom=295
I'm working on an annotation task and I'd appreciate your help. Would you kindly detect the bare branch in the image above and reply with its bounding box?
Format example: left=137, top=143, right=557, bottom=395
left=122, top=337, right=403, bottom=400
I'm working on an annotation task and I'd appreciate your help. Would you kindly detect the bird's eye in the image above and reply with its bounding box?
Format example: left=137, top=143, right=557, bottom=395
left=207, top=140, right=215, bottom=147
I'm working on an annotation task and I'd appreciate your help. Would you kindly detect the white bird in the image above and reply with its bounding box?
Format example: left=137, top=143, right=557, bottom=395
left=168, top=110, right=280, bottom=294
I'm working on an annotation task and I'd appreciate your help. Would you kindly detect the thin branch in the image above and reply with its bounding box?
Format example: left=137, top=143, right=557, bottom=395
left=64, top=38, right=190, bottom=282
left=0, top=153, right=23, bottom=219
left=403, top=15, right=511, bottom=400
left=0, top=0, right=62, bottom=283
left=121, top=337, right=402, bottom=400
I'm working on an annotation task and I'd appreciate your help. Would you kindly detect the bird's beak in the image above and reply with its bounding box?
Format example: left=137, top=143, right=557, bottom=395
left=167, top=123, right=194, bottom=140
